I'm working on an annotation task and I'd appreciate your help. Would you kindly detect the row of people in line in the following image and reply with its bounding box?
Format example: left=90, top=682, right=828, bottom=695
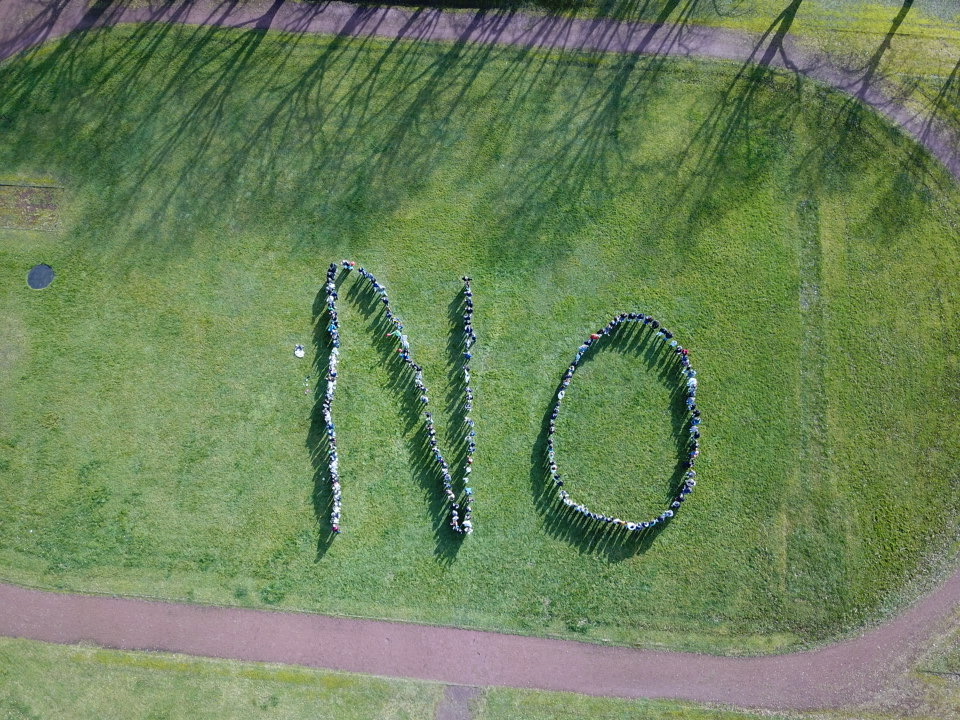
left=317, top=267, right=701, bottom=535
left=547, top=312, right=701, bottom=532
left=321, top=260, right=476, bottom=535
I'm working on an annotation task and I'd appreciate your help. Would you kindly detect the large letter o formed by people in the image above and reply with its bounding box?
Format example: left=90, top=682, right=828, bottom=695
left=545, top=313, right=701, bottom=532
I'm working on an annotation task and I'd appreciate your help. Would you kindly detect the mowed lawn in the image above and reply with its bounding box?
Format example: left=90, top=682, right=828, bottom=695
left=2, top=635, right=958, bottom=719
left=0, top=24, right=958, bottom=654
left=0, top=637, right=444, bottom=720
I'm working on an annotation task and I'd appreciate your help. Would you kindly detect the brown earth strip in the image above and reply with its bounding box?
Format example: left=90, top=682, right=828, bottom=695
left=436, top=685, right=481, bottom=720
left=0, top=184, right=61, bottom=231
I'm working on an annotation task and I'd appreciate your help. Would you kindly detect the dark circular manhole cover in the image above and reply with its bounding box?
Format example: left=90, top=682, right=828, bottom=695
left=27, top=264, right=55, bottom=289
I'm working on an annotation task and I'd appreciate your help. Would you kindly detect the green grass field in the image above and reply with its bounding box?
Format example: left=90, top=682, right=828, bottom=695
left=479, top=685, right=959, bottom=720
left=0, top=637, right=444, bottom=719
left=1, top=22, right=959, bottom=654
left=922, top=616, right=960, bottom=676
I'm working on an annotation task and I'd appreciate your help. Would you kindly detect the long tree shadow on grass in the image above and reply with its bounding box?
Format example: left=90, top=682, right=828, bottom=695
left=666, top=0, right=805, bottom=218
left=658, top=0, right=945, bottom=258
left=0, top=0, right=708, bottom=268
left=0, top=0, right=956, bottom=273
left=920, top=56, right=960, bottom=147
left=853, top=0, right=914, bottom=101
left=308, top=270, right=466, bottom=563
left=0, top=0, right=791, bottom=270
left=530, top=319, right=693, bottom=561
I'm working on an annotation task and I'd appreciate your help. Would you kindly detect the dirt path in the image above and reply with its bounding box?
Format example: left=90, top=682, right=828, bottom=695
left=1, top=574, right=958, bottom=710
left=0, top=0, right=958, bottom=712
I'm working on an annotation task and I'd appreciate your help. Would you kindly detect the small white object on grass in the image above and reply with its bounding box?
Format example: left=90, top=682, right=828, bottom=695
left=294, top=344, right=305, bottom=358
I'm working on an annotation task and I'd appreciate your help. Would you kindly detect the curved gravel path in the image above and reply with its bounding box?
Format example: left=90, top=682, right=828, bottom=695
left=1, top=0, right=958, bottom=712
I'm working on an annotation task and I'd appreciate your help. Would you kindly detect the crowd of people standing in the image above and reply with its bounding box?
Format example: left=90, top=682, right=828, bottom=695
left=321, top=260, right=477, bottom=535
left=317, top=261, right=700, bottom=537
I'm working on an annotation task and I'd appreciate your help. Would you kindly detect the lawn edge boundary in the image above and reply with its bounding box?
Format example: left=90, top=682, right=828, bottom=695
left=1, top=0, right=959, bottom=711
